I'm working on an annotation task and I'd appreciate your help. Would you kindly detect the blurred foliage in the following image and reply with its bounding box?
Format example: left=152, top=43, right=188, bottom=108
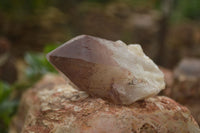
left=0, top=0, right=50, bottom=15
left=86, top=0, right=112, bottom=3
left=172, top=0, right=200, bottom=21
left=25, top=44, right=58, bottom=82
left=25, top=53, right=54, bottom=81
left=178, top=0, right=200, bottom=20
left=0, top=45, right=58, bottom=133
left=0, top=82, right=17, bottom=133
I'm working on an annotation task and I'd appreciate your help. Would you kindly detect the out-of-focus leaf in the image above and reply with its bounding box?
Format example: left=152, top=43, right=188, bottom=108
left=172, top=0, right=200, bottom=21
left=0, top=82, right=11, bottom=103
left=0, top=100, right=18, bottom=125
left=0, top=81, right=18, bottom=133
left=24, top=52, right=57, bottom=80
left=44, top=44, right=60, bottom=54
left=0, top=46, right=59, bottom=132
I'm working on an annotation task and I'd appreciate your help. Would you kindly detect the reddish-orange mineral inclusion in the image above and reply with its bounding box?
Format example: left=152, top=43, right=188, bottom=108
left=47, top=35, right=165, bottom=105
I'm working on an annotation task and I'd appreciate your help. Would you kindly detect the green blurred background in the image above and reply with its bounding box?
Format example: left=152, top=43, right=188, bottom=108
left=0, top=0, right=200, bottom=132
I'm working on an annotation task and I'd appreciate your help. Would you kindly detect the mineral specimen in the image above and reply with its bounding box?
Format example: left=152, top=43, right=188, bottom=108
left=47, top=35, right=165, bottom=104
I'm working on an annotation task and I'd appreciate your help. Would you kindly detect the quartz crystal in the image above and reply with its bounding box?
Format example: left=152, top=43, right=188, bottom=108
left=47, top=35, right=165, bottom=104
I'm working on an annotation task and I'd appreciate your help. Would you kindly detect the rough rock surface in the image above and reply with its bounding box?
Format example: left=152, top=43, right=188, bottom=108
left=10, top=74, right=200, bottom=133
left=173, top=58, right=200, bottom=125
left=173, top=58, right=200, bottom=99
left=160, top=64, right=200, bottom=126
left=47, top=35, right=165, bottom=105
left=159, top=67, right=174, bottom=96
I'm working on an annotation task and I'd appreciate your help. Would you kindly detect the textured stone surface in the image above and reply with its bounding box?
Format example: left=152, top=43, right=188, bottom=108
left=10, top=74, right=200, bottom=133
left=174, top=58, right=200, bottom=79
left=47, top=35, right=165, bottom=104
left=173, top=58, right=200, bottom=99
left=160, top=63, right=200, bottom=126
left=172, top=58, right=200, bottom=125
left=159, top=67, right=174, bottom=96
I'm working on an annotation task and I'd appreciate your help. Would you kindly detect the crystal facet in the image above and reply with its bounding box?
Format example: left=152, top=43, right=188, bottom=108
left=47, top=35, right=165, bottom=104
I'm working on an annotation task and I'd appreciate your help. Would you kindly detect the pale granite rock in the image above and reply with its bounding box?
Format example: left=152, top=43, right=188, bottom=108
left=47, top=35, right=165, bottom=104
left=9, top=74, right=200, bottom=133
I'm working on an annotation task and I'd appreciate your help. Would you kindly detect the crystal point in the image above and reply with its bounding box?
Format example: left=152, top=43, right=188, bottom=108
left=47, top=35, right=165, bottom=104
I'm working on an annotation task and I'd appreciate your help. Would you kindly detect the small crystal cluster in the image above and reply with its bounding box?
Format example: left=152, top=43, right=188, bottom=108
left=47, top=35, right=165, bottom=104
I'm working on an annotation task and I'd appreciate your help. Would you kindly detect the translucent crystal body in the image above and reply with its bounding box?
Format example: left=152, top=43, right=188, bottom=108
left=47, top=35, right=165, bottom=104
